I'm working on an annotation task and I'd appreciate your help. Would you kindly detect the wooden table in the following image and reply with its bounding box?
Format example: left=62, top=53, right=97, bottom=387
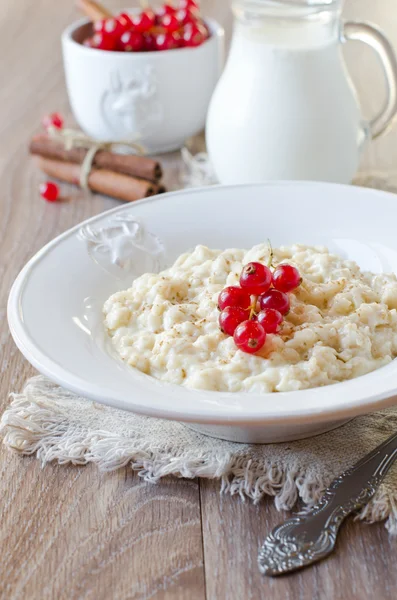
left=1, top=1, right=397, bottom=598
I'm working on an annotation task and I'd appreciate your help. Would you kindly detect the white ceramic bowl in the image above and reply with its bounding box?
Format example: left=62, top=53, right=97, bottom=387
left=62, top=17, right=224, bottom=153
left=8, top=182, right=397, bottom=443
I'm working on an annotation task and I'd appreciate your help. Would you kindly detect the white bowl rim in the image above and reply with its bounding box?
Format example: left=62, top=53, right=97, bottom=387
left=61, top=15, right=225, bottom=58
left=8, top=181, right=397, bottom=426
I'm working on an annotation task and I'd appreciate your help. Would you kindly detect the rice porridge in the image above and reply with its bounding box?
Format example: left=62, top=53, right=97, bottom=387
left=103, top=244, right=397, bottom=393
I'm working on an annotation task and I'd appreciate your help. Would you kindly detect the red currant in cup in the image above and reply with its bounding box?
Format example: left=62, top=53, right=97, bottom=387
left=131, top=10, right=156, bottom=33
left=259, top=289, right=290, bottom=315
left=117, top=12, right=134, bottom=30
left=272, top=264, right=302, bottom=293
left=179, top=0, right=200, bottom=10
left=161, top=13, right=182, bottom=32
left=94, top=18, right=127, bottom=39
left=156, top=3, right=177, bottom=17
left=219, top=307, right=249, bottom=336
left=91, top=32, right=117, bottom=50
left=39, top=181, right=59, bottom=202
left=155, top=31, right=180, bottom=50
left=93, top=18, right=106, bottom=33
left=182, top=22, right=208, bottom=47
left=42, top=112, right=63, bottom=130
left=257, top=308, right=283, bottom=334
left=175, top=8, right=200, bottom=25
left=143, top=32, right=158, bottom=51
left=218, top=286, right=251, bottom=311
left=240, top=262, right=272, bottom=296
left=118, top=31, right=144, bottom=52
left=234, top=321, right=266, bottom=354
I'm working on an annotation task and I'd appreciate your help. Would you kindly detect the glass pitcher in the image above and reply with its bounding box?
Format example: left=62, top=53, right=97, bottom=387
left=206, top=0, right=397, bottom=184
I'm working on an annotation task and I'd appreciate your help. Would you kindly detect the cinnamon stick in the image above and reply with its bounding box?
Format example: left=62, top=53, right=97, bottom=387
left=30, top=134, right=162, bottom=182
left=35, top=157, right=164, bottom=202
left=76, top=0, right=112, bottom=20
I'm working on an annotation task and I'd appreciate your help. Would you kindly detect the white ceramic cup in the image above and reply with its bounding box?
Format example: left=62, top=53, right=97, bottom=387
left=62, top=17, right=224, bottom=154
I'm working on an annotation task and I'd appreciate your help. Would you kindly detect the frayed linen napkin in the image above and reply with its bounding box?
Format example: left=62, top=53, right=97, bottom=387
left=2, top=376, right=397, bottom=534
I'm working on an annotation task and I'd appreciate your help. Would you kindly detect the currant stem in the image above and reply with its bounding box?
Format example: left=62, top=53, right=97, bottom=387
left=249, top=295, right=258, bottom=320
left=267, top=239, right=274, bottom=269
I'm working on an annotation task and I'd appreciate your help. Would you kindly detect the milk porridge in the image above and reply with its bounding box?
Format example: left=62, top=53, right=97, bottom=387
left=103, top=244, right=397, bottom=393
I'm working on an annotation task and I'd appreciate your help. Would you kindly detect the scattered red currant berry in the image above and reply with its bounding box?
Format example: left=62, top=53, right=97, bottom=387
left=234, top=321, right=266, bottom=354
left=131, top=10, right=156, bottom=33
left=259, top=289, right=290, bottom=315
left=42, top=112, right=64, bottom=130
left=240, top=262, right=272, bottom=296
left=155, top=31, right=180, bottom=50
left=118, top=30, right=144, bottom=51
left=218, top=286, right=251, bottom=311
left=182, top=22, right=207, bottom=47
left=272, top=264, right=302, bottom=293
left=219, top=307, right=249, bottom=336
left=39, top=181, right=59, bottom=202
left=91, top=32, right=117, bottom=50
left=161, top=13, right=182, bottom=32
left=257, top=308, right=283, bottom=334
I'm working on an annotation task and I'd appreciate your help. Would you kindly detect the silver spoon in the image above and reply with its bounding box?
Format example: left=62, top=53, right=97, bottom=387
left=258, top=430, right=397, bottom=576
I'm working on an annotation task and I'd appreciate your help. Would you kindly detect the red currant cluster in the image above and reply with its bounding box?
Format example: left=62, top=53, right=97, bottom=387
left=218, top=262, right=302, bottom=354
left=83, top=1, right=209, bottom=52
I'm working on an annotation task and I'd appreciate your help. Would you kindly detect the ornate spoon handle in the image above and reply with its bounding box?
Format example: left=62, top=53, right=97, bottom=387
left=258, top=430, right=397, bottom=576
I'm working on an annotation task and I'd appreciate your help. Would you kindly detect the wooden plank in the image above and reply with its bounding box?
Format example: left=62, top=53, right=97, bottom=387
left=0, top=459, right=205, bottom=600
left=200, top=479, right=397, bottom=600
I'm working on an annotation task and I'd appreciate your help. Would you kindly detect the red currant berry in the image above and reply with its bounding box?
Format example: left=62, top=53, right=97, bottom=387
left=179, top=0, right=200, bottom=10
left=161, top=13, right=181, bottom=33
left=272, top=264, right=302, bottom=293
left=107, top=18, right=126, bottom=36
left=39, top=181, right=59, bottom=202
left=182, top=22, right=207, bottom=47
left=155, top=31, right=180, bottom=50
left=234, top=321, right=266, bottom=354
left=143, top=32, right=157, bottom=51
left=259, top=289, right=290, bottom=315
left=117, top=12, right=134, bottom=30
left=218, top=286, right=251, bottom=311
left=240, top=262, right=272, bottom=295
left=257, top=308, right=283, bottom=334
left=42, top=112, right=64, bottom=130
left=93, top=18, right=106, bottom=32
left=157, top=4, right=177, bottom=18
left=118, top=31, right=144, bottom=51
left=91, top=32, right=117, bottom=50
left=175, top=8, right=199, bottom=25
left=94, top=18, right=126, bottom=37
left=219, top=307, right=249, bottom=336
left=131, top=10, right=156, bottom=33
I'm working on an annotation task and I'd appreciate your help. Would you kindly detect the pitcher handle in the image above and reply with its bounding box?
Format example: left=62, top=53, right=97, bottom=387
left=343, top=21, right=397, bottom=140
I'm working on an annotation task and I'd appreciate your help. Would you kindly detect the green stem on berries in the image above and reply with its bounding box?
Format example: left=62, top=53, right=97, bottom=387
left=249, top=295, right=258, bottom=320
left=267, top=239, right=274, bottom=269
